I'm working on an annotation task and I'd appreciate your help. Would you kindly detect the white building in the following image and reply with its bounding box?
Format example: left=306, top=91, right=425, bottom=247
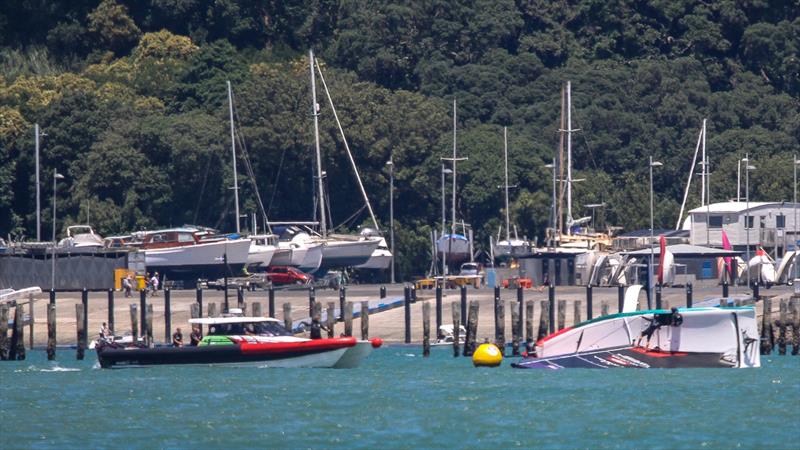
left=688, top=201, right=800, bottom=257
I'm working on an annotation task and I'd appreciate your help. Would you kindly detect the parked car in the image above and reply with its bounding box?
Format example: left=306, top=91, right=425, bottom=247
left=459, top=262, right=481, bottom=276
left=266, top=266, right=312, bottom=285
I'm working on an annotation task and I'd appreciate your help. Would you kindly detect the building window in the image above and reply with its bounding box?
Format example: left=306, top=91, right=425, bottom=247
left=745, top=215, right=754, bottom=229
left=760, top=216, right=766, bottom=229
left=777, top=215, right=786, bottom=229
left=708, top=215, right=723, bottom=228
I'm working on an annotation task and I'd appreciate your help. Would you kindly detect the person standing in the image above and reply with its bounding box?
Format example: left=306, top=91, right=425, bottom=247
left=150, top=272, right=159, bottom=296
left=122, top=275, right=132, bottom=298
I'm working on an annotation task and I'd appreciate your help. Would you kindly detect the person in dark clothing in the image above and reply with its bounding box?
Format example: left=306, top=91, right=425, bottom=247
left=189, top=328, right=201, bottom=346
left=172, top=327, right=184, bottom=347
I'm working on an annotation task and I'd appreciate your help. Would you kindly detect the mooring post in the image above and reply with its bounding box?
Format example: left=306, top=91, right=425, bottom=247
left=516, top=286, right=524, bottom=345
left=47, top=303, right=56, bottom=360
left=130, top=304, right=139, bottom=342
left=463, top=300, right=479, bottom=357
left=308, top=286, right=315, bottom=314
left=655, top=284, right=662, bottom=310
left=778, top=300, right=788, bottom=355
left=139, top=289, right=146, bottom=333
left=760, top=297, right=773, bottom=355
left=361, top=301, right=369, bottom=340
left=283, top=303, right=292, bottom=333
left=28, top=294, right=34, bottom=350
left=107, top=288, right=115, bottom=336
left=12, top=305, right=25, bottom=360
left=460, top=284, right=467, bottom=327
left=190, top=302, right=200, bottom=340
left=312, top=301, right=322, bottom=326
left=0, top=305, right=9, bottom=360
left=495, top=298, right=505, bottom=355
left=404, top=285, right=411, bottom=344
left=548, top=284, right=556, bottom=334
left=791, top=298, right=800, bottom=356
left=537, top=300, right=549, bottom=341
left=81, top=288, right=89, bottom=343
left=753, top=282, right=760, bottom=301
left=339, top=286, right=346, bottom=321
left=344, top=302, right=354, bottom=337
left=164, top=288, right=171, bottom=344
left=208, top=303, right=217, bottom=318
left=422, top=301, right=431, bottom=357
left=435, top=285, right=443, bottom=338
left=525, top=300, right=534, bottom=352
left=511, top=300, right=520, bottom=356
left=252, top=302, right=262, bottom=318
left=686, top=282, right=693, bottom=308
left=268, top=286, right=275, bottom=318
left=574, top=300, right=582, bottom=326
left=586, top=285, right=593, bottom=320
left=380, top=285, right=386, bottom=299
left=237, top=285, right=245, bottom=309
left=75, top=303, right=85, bottom=360
left=452, top=301, right=461, bottom=357
left=411, top=285, right=417, bottom=303
left=326, top=302, right=335, bottom=338
left=196, top=287, right=204, bottom=315
left=601, top=301, right=609, bottom=316
left=145, top=303, right=154, bottom=348
left=557, top=300, right=566, bottom=330
left=722, top=280, right=729, bottom=298
left=617, top=285, right=624, bottom=313
left=493, top=286, right=501, bottom=338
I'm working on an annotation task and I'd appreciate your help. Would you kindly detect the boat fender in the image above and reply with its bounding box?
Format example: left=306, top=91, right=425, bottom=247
left=370, top=338, right=383, bottom=348
left=472, top=343, right=502, bottom=367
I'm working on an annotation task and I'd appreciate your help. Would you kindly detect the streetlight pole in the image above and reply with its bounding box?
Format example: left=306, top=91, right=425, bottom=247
left=649, top=157, right=662, bottom=309
left=794, top=155, right=799, bottom=279
left=51, top=170, right=64, bottom=290
left=744, top=155, right=755, bottom=289
left=35, top=124, right=41, bottom=241
left=386, top=158, right=395, bottom=284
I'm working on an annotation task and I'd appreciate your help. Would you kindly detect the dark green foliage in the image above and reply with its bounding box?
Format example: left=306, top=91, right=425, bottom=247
left=1, top=0, right=797, bottom=279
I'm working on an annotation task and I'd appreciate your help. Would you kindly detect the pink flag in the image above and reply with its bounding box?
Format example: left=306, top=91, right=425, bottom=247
left=721, top=231, right=733, bottom=280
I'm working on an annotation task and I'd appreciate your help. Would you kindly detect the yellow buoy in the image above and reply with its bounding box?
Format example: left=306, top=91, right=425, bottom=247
left=472, top=343, right=502, bottom=367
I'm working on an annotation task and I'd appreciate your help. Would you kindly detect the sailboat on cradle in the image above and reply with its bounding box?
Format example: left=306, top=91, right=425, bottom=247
left=493, top=126, right=532, bottom=258
left=436, top=99, right=471, bottom=267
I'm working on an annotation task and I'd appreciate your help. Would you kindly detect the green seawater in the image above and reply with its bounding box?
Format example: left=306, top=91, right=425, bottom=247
left=1, top=348, right=798, bottom=449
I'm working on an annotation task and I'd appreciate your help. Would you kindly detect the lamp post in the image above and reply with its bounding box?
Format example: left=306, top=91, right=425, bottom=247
left=544, top=159, right=556, bottom=246
left=649, top=157, right=663, bottom=309
left=744, top=155, right=755, bottom=288
left=386, top=158, right=395, bottom=284
left=51, top=170, right=64, bottom=290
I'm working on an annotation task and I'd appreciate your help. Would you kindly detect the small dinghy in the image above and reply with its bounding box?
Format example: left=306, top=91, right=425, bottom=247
left=512, top=307, right=760, bottom=369
left=96, top=310, right=382, bottom=369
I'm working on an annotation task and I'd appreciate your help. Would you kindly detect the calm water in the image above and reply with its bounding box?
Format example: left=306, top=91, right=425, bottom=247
left=1, top=348, right=798, bottom=449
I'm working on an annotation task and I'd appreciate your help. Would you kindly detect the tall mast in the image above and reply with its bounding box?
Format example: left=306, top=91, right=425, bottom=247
left=701, top=118, right=706, bottom=207
left=227, top=80, right=240, bottom=234
left=310, top=49, right=327, bottom=238
left=566, top=80, right=574, bottom=234
left=451, top=98, right=457, bottom=237
left=503, top=126, right=510, bottom=242
left=557, top=85, right=565, bottom=235
left=35, top=123, right=41, bottom=241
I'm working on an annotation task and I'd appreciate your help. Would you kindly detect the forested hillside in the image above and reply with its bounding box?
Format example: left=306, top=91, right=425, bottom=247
left=1, top=1, right=797, bottom=278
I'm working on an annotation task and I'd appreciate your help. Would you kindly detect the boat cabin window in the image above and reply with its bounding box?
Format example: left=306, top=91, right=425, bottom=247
left=177, top=232, right=195, bottom=243
left=207, top=321, right=291, bottom=336
left=708, top=215, right=723, bottom=228
left=777, top=215, right=786, bottom=229
left=150, top=233, right=168, bottom=243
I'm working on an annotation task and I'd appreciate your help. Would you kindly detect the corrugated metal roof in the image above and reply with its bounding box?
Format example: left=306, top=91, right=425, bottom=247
left=621, top=243, right=742, bottom=256
left=687, top=201, right=791, bottom=214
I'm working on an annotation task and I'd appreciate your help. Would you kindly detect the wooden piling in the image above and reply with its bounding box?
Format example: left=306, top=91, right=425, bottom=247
left=404, top=286, right=411, bottom=343
left=435, top=285, right=443, bottom=337
left=537, top=300, right=549, bottom=341
left=655, top=284, right=662, bottom=310
left=344, top=302, right=353, bottom=337
left=47, top=303, right=56, bottom=360
left=511, top=300, right=520, bottom=356
left=495, top=297, right=505, bottom=355
left=686, top=283, right=693, bottom=308
left=760, top=297, right=773, bottom=355
left=380, top=285, right=386, bottom=299
left=722, top=280, right=729, bottom=298
left=326, top=302, right=335, bottom=338
left=601, top=301, right=609, bottom=316
left=237, top=285, right=245, bottom=309
left=0, top=304, right=9, bottom=360
left=548, top=284, right=556, bottom=334
left=339, top=286, right=346, bottom=321
left=75, top=303, right=85, bottom=360
left=283, top=303, right=292, bottom=333
left=586, top=285, right=593, bottom=320
left=164, top=288, right=171, bottom=344
left=792, top=298, right=799, bottom=356
left=11, top=305, right=25, bottom=360
left=190, top=302, right=200, bottom=340
left=308, top=286, right=315, bottom=313
left=195, top=287, right=203, bottom=316
left=557, top=300, right=566, bottom=330
left=252, top=302, right=262, bottom=318
left=516, top=286, right=524, bottom=344
left=28, top=294, right=34, bottom=350
left=107, top=288, right=115, bottom=335
left=81, top=288, right=89, bottom=343
left=525, top=300, right=534, bottom=352
left=145, top=303, right=154, bottom=347
left=778, top=300, right=787, bottom=355
left=139, top=289, right=146, bottom=334
left=617, top=285, right=625, bottom=313
left=463, top=300, right=479, bottom=357
left=460, top=284, right=467, bottom=327
left=268, top=286, right=275, bottom=318
left=208, top=302, right=218, bottom=318
left=452, top=301, right=460, bottom=357
left=312, top=301, right=322, bottom=324
left=411, top=285, right=417, bottom=302
left=573, top=300, right=582, bottom=326
left=360, top=301, right=369, bottom=340
left=422, top=301, right=431, bottom=357
left=130, top=304, right=139, bottom=342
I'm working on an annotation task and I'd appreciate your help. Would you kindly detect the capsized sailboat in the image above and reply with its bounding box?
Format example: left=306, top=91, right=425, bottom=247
left=513, top=306, right=760, bottom=369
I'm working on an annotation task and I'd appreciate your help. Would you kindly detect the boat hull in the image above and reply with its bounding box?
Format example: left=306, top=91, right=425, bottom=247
left=96, top=337, right=357, bottom=369
left=318, top=238, right=381, bottom=272
left=270, top=248, right=293, bottom=266
left=436, top=235, right=470, bottom=265
left=145, top=239, right=250, bottom=281
left=512, top=346, right=731, bottom=369
left=247, top=244, right=276, bottom=268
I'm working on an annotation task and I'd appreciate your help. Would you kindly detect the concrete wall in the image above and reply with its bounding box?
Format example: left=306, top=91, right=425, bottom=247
left=0, top=252, right=128, bottom=290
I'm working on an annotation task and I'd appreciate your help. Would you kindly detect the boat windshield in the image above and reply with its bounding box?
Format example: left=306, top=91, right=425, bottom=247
left=207, top=321, right=292, bottom=337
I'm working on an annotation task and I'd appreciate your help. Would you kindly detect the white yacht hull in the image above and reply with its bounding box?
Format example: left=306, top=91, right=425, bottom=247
left=247, top=244, right=276, bottom=268
left=319, top=238, right=381, bottom=271
left=145, top=239, right=250, bottom=281
left=269, top=247, right=293, bottom=266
